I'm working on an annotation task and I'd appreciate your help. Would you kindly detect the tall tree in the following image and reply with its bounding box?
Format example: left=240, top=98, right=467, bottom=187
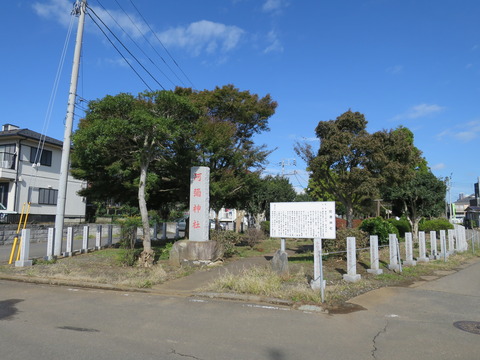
left=386, top=170, right=446, bottom=238
left=175, top=85, right=278, bottom=221
left=72, top=91, right=198, bottom=266
left=297, top=110, right=378, bottom=228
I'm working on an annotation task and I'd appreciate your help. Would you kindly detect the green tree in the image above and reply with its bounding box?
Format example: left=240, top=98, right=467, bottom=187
left=296, top=110, right=378, bottom=228
left=386, top=170, right=446, bottom=238
left=176, top=85, right=278, bottom=221
left=72, top=90, right=198, bottom=266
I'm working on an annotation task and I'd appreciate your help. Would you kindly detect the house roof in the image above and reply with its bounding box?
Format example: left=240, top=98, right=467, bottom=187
left=0, top=128, right=63, bottom=148
left=465, top=206, right=480, bottom=212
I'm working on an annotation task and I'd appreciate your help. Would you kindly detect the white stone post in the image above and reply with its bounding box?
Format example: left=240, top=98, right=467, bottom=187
left=15, top=229, right=32, bottom=267
left=404, top=232, right=416, bottom=266
left=95, top=225, right=102, bottom=250
left=448, top=229, right=455, bottom=254
left=439, top=230, right=448, bottom=260
left=65, top=227, right=73, bottom=256
left=46, top=227, right=55, bottom=260
left=367, top=235, right=383, bottom=275
left=311, top=238, right=326, bottom=300
left=418, top=231, right=429, bottom=262
left=107, top=225, right=113, bottom=247
left=343, top=237, right=361, bottom=282
left=82, top=225, right=89, bottom=253
left=388, top=234, right=400, bottom=271
left=430, top=231, right=438, bottom=259
left=189, top=166, right=210, bottom=242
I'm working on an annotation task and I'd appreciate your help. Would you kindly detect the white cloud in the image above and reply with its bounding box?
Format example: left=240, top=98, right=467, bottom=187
left=33, top=0, right=149, bottom=39
left=391, top=103, right=445, bottom=121
left=158, top=20, right=244, bottom=56
left=264, top=30, right=283, bottom=54
left=436, top=119, right=480, bottom=143
left=454, top=131, right=477, bottom=142
left=431, top=163, right=446, bottom=170
left=262, top=0, right=287, bottom=13
left=386, top=65, right=403, bottom=74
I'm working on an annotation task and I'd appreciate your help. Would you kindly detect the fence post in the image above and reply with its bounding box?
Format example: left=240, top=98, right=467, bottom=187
left=343, top=237, right=361, bottom=282
left=429, top=231, right=438, bottom=259
left=46, top=227, right=55, bottom=260
left=439, top=230, right=448, bottom=261
left=65, top=227, right=73, bottom=257
left=311, top=238, right=326, bottom=303
left=82, top=225, right=89, bottom=253
left=95, top=225, right=102, bottom=250
left=447, top=229, right=455, bottom=255
left=367, top=235, right=383, bottom=275
left=107, top=224, right=113, bottom=247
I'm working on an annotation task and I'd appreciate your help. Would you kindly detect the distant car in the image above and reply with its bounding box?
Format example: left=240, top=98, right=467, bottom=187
left=176, top=217, right=187, bottom=231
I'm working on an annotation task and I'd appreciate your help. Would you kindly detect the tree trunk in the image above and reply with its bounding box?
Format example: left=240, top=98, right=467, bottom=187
left=346, top=204, right=354, bottom=229
left=138, top=162, right=155, bottom=267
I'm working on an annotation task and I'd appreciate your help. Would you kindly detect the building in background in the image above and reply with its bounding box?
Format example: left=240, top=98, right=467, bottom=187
left=0, top=124, right=86, bottom=223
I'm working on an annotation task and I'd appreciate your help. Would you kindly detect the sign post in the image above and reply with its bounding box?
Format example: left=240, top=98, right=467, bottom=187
left=270, top=201, right=336, bottom=302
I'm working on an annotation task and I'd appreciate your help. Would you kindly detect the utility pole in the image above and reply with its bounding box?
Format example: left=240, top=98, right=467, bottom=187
left=54, top=0, right=87, bottom=257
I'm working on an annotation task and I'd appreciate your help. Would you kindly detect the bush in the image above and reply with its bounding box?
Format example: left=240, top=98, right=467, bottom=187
left=260, top=221, right=270, bottom=235
left=419, top=218, right=453, bottom=232
left=244, top=228, right=266, bottom=248
left=323, top=227, right=369, bottom=255
left=116, top=216, right=142, bottom=249
left=387, top=217, right=411, bottom=237
left=210, top=230, right=243, bottom=258
left=359, top=217, right=399, bottom=245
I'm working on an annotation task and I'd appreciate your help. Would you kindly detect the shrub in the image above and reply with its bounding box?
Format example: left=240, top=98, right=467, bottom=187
left=323, top=227, right=369, bottom=255
left=387, top=217, right=411, bottom=237
left=210, top=230, right=243, bottom=258
left=359, top=217, right=399, bottom=245
left=419, top=218, right=454, bottom=232
left=244, top=228, right=266, bottom=248
left=116, top=216, right=142, bottom=249
left=260, top=221, right=270, bottom=235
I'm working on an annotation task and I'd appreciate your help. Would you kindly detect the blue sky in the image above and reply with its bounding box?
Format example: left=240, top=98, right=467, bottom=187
left=1, top=0, right=479, bottom=201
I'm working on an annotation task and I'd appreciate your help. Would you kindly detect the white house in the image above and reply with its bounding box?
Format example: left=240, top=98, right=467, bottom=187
left=0, top=124, right=86, bottom=222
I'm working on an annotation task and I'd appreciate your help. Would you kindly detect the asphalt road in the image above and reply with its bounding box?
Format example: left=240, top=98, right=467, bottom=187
left=1, top=259, right=480, bottom=360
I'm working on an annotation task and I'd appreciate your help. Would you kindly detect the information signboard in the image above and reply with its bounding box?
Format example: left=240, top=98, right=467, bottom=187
left=270, top=201, right=336, bottom=239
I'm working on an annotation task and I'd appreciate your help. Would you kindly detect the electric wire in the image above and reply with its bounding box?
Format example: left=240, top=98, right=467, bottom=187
left=95, top=0, right=177, bottom=88
left=87, top=5, right=164, bottom=90
left=127, top=0, right=196, bottom=88
left=86, top=8, right=154, bottom=91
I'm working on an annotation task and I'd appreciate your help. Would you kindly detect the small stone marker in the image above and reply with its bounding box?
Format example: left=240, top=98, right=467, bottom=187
left=439, top=230, right=448, bottom=260
left=15, top=229, right=32, bottom=267
left=403, top=232, right=416, bottom=266
left=417, top=231, right=429, bottom=262
left=367, top=235, right=383, bottom=275
left=388, top=234, right=400, bottom=271
left=95, top=225, right=102, bottom=250
left=82, top=225, right=89, bottom=253
left=271, top=249, right=289, bottom=275
left=46, top=227, right=55, bottom=260
left=430, top=231, right=438, bottom=259
left=65, top=227, right=73, bottom=256
left=311, top=238, right=327, bottom=291
left=448, top=229, right=455, bottom=254
left=343, top=237, right=361, bottom=282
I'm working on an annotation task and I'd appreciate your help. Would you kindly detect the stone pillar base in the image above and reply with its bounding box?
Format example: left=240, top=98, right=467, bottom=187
left=169, top=240, right=224, bottom=266
left=343, top=274, right=361, bottom=282
left=417, top=257, right=430, bottom=263
left=367, top=268, right=383, bottom=275
left=403, top=260, right=417, bottom=267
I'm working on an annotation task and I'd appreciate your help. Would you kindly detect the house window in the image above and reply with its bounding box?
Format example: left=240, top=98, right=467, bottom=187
left=38, top=188, right=58, bottom=205
left=30, top=147, right=52, bottom=167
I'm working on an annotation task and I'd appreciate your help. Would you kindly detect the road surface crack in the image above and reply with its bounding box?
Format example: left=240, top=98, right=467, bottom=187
left=170, top=349, right=203, bottom=360
left=371, top=320, right=388, bottom=359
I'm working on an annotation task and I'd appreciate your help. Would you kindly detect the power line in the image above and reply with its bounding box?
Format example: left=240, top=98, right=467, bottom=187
left=127, top=0, right=196, bottom=89
left=95, top=0, right=177, bottom=88
left=87, top=5, right=165, bottom=90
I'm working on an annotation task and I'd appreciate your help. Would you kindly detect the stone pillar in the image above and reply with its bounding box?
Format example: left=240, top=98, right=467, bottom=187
left=439, top=230, right=448, bottom=260
left=95, top=225, right=102, bottom=250
left=161, top=222, right=167, bottom=240
left=107, top=224, right=113, bottom=247
left=403, top=232, right=416, bottom=266
left=46, top=227, right=55, bottom=260
left=367, top=235, right=383, bottom=275
left=82, top=225, right=89, bottom=253
left=418, top=231, right=429, bottom=262
left=188, top=166, right=210, bottom=242
left=311, top=238, right=327, bottom=291
left=65, top=227, right=73, bottom=257
left=448, top=229, right=455, bottom=254
left=343, top=237, right=361, bottom=282
left=430, top=231, right=438, bottom=259
left=15, top=229, right=32, bottom=267
left=388, top=234, right=400, bottom=271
